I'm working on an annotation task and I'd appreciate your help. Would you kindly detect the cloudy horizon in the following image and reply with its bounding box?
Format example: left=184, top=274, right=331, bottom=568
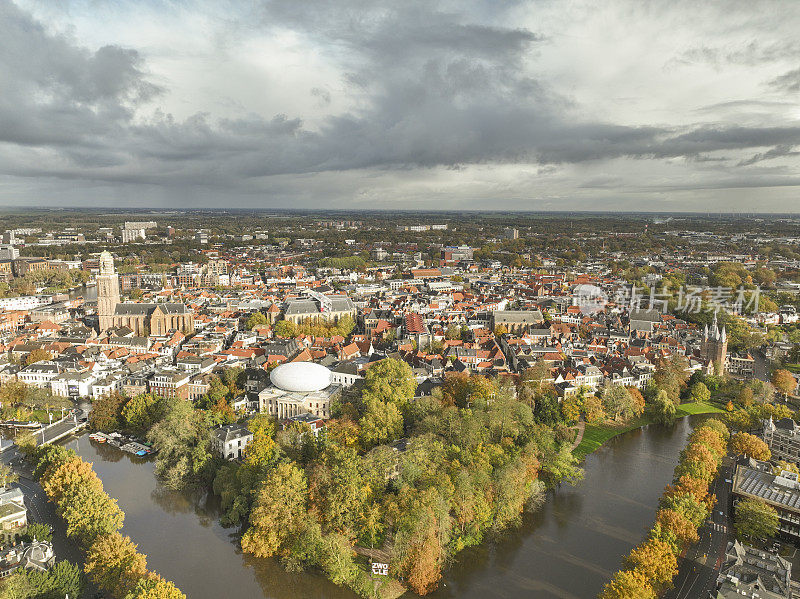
left=2, top=0, right=800, bottom=212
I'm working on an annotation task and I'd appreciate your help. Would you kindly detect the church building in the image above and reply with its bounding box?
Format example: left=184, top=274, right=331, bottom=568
left=97, top=251, right=194, bottom=336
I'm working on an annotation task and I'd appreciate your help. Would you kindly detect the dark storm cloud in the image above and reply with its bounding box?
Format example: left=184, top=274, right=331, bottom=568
left=1, top=0, right=800, bottom=208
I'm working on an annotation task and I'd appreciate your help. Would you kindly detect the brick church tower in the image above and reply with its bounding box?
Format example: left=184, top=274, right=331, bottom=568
left=701, top=312, right=727, bottom=370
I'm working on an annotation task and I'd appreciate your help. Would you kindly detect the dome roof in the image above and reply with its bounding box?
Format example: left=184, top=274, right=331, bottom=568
left=270, top=362, right=332, bottom=392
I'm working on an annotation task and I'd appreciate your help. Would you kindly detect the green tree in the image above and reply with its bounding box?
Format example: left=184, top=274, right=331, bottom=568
left=274, top=320, right=298, bottom=338
left=0, top=572, right=34, bottom=599
left=246, top=311, right=268, bottom=330
left=308, top=446, right=366, bottom=536
left=688, top=382, right=711, bottom=403
left=650, top=390, right=677, bottom=425
left=148, top=400, right=214, bottom=491
left=25, top=560, right=85, bottom=599
left=734, top=497, right=778, bottom=541
left=0, top=462, right=18, bottom=488
left=122, top=393, right=165, bottom=434
left=22, top=522, right=52, bottom=543
left=362, top=358, right=417, bottom=411
left=603, top=386, right=639, bottom=421
left=359, top=398, right=403, bottom=449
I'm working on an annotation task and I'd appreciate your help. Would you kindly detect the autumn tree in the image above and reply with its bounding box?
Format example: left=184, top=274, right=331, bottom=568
left=734, top=497, right=778, bottom=541
left=696, top=418, right=730, bottom=441
left=41, top=456, right=102, bottom=504
left=25, top=348, right=51, bottom=365
left=0, top=379, right=31, bottom=408
left=561, top=394, right=582, bottom=424
left=241, top=462, right=309, bottom=558
left=599, top=569, right=656, bottom=599
left=626, top=387, right=645, bottom=414
left=625, top=538, right=677, bottom=592
left=90, top=392, right=129, bottom=432
left=84, top=532, right=148, bottom=599
left=653, top=356, right=690, bottom=405
left=651, top=509, right=699, bottom=553
left=124, top=573, right=186, bottom=599
left=772, top=369, right=797, bottom=397
left=60, top=485, right=125, bottom=544
left=583, top=395, right=605, bottom=423
left=243, top=413, right=277, bottom=469
left=393, top=489, right=446, bottom=596
left=729, top=432, right=771, bottom=461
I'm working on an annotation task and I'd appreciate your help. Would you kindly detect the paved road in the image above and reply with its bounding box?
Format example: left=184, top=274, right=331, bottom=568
left=34, top=412, right=85, bottom=446
left=3, top=440, right=99, bottom=597
left=664, top=464, right=733, bottom=599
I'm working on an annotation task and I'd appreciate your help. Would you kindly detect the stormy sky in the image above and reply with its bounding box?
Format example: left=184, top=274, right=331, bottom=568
left=2, top=0, right=800, bottom=211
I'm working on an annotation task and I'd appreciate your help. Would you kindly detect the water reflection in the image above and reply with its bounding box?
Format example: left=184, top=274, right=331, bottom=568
left=62, top=417, right=698, bottom=599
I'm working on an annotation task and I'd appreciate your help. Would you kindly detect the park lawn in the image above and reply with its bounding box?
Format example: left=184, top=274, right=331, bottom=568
left=572, top=401, right=724, bottom=461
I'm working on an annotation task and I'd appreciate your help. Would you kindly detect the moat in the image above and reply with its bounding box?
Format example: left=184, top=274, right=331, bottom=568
left=63, top=416, right=700, bottom=599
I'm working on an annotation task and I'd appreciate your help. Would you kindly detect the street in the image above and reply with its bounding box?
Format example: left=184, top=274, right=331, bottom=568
left=664, top=464, right=733, bottom=599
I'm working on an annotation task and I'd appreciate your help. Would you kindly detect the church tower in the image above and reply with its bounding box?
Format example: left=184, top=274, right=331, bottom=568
left=97, top=251, right=120, bottom=332
left=701, top=312, right=727, bottom=371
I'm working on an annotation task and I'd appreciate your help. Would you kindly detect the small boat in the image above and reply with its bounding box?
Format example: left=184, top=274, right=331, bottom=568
left=0, top=420, right=43, bottom=429
left=89, top=432, right=108, bottom=443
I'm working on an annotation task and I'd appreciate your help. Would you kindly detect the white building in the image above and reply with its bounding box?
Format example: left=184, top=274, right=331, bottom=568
left=17, top=362, right=60, bottom=388
left=212, top=424, right=253, bottom=460
left=258, top=362, right=341, bottom=419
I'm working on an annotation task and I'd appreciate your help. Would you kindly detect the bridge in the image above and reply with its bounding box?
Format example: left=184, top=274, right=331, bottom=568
left=33, top=413, right=88, bottom=447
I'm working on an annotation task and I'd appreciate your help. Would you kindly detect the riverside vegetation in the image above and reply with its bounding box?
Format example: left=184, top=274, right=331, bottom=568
left=0, top=444, right=186, bottom=599
left=599, top=417, right=730, bottom=598
left=9, top=351, right=793, bottom=599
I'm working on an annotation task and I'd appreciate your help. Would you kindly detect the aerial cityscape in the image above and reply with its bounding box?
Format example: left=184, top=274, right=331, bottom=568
left=2, top=1, right=800, bottom=599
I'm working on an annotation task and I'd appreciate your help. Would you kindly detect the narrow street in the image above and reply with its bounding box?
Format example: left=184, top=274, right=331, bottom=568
left=664, top=464, right=733, bottom=599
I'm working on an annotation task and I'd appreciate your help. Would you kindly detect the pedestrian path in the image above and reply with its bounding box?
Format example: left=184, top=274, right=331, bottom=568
left=570, top=420, right=586, bottom=450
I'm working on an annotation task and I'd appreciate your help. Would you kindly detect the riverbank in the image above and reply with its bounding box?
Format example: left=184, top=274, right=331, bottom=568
left=572, top=401, right=724, bottom=460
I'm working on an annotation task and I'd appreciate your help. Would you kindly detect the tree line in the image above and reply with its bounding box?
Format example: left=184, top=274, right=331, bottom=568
left=15, top=444, right=187, bottom=599
left=599, top=418, right=730, bottom=598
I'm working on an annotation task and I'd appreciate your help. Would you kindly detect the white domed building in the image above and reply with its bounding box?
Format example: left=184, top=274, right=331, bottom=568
left=258, top=362, right=341, bottom=419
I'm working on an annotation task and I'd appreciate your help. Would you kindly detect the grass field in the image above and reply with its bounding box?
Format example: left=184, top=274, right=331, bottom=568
left=572, top=401, right=724, bottom=461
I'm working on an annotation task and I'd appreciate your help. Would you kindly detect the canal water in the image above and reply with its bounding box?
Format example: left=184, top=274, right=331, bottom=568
left=63, top=417, right=699, bottom=599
